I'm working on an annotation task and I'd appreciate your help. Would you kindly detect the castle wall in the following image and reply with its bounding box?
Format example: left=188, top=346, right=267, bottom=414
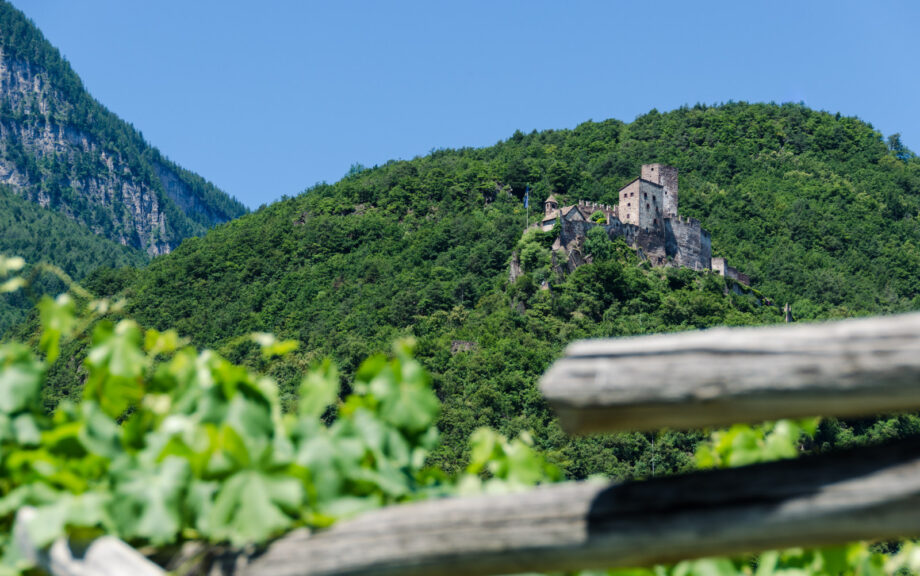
left=711, top=255, right=750, bottom=285
left=600, top=219, right=667, bottom=264
left=665, top=216, right=711, bottom=271
left=636, top=227, right=667, bottom=265
left=727, top=267, right=749, bottom=285
left=559, top=208, right=590, bottom=247
left=603, top=219, right=638, bottom=247
left=701, top=230, right=712, bottom=267
left=562, top=218, right=593, bottom=246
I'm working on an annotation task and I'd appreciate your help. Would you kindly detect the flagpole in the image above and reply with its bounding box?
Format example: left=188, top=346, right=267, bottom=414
left=525, top=185, right=530, bottom=229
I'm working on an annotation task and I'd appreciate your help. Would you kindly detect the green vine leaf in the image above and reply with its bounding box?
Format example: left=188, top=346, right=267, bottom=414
left=109, top=456, right=190, bottom=545
left=0, top=345, right=43, bottom=414
left=204, top=470, right=303, bottom=546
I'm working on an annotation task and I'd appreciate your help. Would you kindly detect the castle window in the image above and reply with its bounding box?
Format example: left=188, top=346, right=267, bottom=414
left=646, top=203, right=650, bottom=210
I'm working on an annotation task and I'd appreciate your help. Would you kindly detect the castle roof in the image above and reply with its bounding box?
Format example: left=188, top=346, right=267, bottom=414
left=545, top=194, right=558, bottom=204
left=617, top=177, right=664, bottom=193
left=562, top=205, right=584, bottom=221
left=541, top=204, right=578, bottom=223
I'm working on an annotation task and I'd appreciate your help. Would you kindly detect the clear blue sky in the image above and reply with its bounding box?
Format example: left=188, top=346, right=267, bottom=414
left=11, top=1, right=920, bottom=209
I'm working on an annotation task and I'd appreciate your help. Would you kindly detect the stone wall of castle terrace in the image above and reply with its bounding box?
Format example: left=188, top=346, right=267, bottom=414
left=664, top=215, right=711, bottom=270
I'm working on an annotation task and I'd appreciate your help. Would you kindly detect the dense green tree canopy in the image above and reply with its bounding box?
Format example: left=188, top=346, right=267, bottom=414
left=71, top=102, right=914, bottom=477
left=0, top=185, right=147, bottom=333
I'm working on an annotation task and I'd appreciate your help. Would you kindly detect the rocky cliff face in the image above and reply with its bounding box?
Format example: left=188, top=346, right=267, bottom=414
left=0, top=9, right=247, bottom=255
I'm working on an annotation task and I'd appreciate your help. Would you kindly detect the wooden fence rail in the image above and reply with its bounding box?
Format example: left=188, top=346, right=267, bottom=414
left=15, top=313, right=920, bottom=576
left=541, top=312, right=920, bottom=433
left=245, top=437, right=920, bottom=576
left=14, top=508, right=164, bottom=576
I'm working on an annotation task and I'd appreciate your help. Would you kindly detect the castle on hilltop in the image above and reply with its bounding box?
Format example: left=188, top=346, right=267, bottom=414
left=534, top=164, right=749, bottom=284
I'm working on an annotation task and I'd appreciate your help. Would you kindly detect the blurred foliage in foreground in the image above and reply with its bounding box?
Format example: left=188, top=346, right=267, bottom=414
left=0, top=258, right=917, bottom=575
left=0, top=257, right=558, bottom=573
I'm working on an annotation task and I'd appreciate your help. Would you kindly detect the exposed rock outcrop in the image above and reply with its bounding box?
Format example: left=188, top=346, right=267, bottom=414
left=0, top=17, right=247, bottom=255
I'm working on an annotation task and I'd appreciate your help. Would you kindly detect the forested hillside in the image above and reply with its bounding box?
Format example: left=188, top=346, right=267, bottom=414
left=0, top=184, right=147, bottom=333
left=54, top=102, right=920, bottom=478
left=0, top=1, right=247, bottom=254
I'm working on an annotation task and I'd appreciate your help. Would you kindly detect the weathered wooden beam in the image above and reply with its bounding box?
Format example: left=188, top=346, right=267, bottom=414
left=540, top=312, right=920, bottom=433
left=13, top=507, right=165, bottom=576
left=245, top=437, right=920, bottom=576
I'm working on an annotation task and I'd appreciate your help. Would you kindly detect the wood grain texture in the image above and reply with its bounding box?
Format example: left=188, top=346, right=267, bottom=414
left=13, top=507, right=165, bottom=576
left=244, top=437, right=920, bottom=576
left=540, top=312, right=920, bottom=433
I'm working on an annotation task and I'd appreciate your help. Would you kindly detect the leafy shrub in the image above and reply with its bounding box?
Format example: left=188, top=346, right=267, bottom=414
left=585, top=226, right=615, bottom=262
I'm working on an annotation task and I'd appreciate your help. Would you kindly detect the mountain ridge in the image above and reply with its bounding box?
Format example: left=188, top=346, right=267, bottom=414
left=0, top=0, right=247, bottom=255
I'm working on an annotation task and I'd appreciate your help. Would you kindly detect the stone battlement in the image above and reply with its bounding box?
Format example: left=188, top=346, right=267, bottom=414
left=671, top=214, right=700, bottom=227
left=577, top=200, right=615, bottom=212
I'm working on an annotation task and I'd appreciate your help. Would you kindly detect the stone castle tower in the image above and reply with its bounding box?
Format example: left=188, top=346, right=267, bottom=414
left=641, top=163, right=679, bottom=216
left=617, top=176, right=662, bottom=230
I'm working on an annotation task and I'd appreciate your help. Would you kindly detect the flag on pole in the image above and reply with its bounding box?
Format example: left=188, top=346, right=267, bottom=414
left=524, top=185, right=529, bottom=208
